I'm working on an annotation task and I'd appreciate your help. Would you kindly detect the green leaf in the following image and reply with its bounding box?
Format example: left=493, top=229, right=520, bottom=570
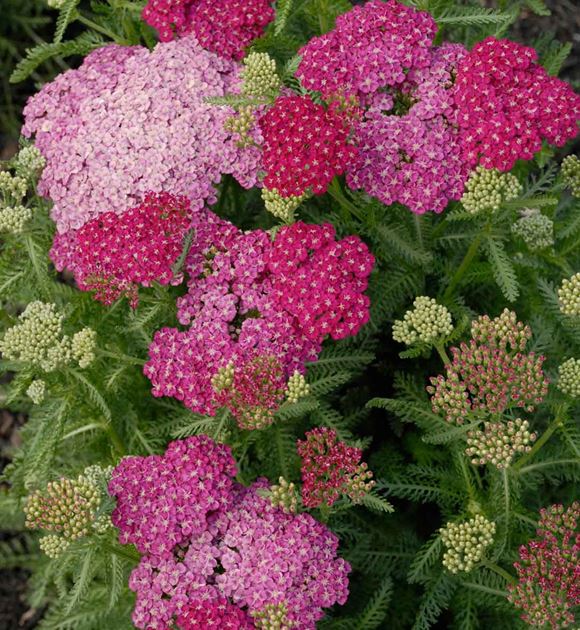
left=361, top=490, right=395, bottom=515
left=484, top=237, right=519, bottom=302
left=356, top=577, right=394, bottom=629
left=54, top=0, right=79, bottom=43
left=525, top=0, right=551, bottom=16
left=541, top=41, right=572, bottom=76
left=408, top=534, right=443, bottom=584
left=434, top=7, right=514, bottom=27
left=274, top=0, right=293, bottom=35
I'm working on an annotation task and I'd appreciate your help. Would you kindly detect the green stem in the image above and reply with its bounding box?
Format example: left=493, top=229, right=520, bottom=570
left=327, top=178, right=365, bottom=223
left=434, top=342, right=451, bottom=365
left=101, top=540, right=141, bottom=563
left=103, top=421, right=126, bottom=457
left=518, top=458, right=580, bottom=475
left=512, top=412, right=563, bottom=472
left=442, top=227, right=487, bottom=300
left=78, top=14, right=125, bottom=43
left=502, top=468, right=510, bottom=527
left=480, top=559, right=517, bottom=585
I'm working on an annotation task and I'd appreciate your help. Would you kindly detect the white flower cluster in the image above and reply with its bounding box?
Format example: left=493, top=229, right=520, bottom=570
left=511, top=208, right=554, bottom=251
left=441, top=514, right=496, bottom=573
left=392, top=296, right=453, bottom=345
left=461, top=166, right=522, bottom=214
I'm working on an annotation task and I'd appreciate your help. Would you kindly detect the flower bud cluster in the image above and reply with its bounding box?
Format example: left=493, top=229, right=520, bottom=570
left=561, top=155, right=580, bottom=197
left=461, top=166, right=522, bottom=213
left=511, top=208, right=554, bottom=251
left=466, top=419, right=536, bottom=469
left=252, top=602, right=296, bottom=629
left=26, top=379, right=46, bottom=405
left=441, top=515, right=496, bottom=573
left=0, top=171, right=27, bottom=204
left=269, top=477, right=299, bottom=514
left=0, top=170, right=31, bottom=234
left=15, top=146, right=46, bottom=179
left=225, top=106, right=256, bottom=148
left=24, top=472, right=102, bottom=557
left=558, top=272, right=580, bottom=316
left=262, top=187, right=307, bottom=223
left=71, top=327, right=97, bottom=368
left=241, top=52, right=280, bottom=98
left=471, top=308, right=531, bottom=353
left=392, top=296, right=453, bottom=345
left=0, top=204, right=32, bottom=234
left=558, top=358, right=580, bottom=398
left=284, top=371, right=310, bottom=404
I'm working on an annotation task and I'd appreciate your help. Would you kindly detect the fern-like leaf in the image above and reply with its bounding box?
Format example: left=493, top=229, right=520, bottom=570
left=54, top=0, right=79, bottom=43
left=274, top=0, right=293, bottom=35
left=485, top=237, right=519, bottom=302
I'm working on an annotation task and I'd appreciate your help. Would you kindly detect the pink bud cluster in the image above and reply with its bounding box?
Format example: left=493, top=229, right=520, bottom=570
left=50, top=192, right=191, bottom=308
left=145, top=219, right=373, bottom=415
left=297, top=427, right=375, bottom=508
left=109, top=436, right=350, bottom=629
left=508, top=502, right=580, bottom=628
left=176, top=599, right=254, bottom=629
left=22, top=38, right=260, bottom=233
left=259, top=95, right=357, bottom=198
left=453, top=37, right=580, bottom=171
left=296, top=0, right=437, bottom=99
left=142, top=0, right=274, bottom=60
left=427, top=311, right=548, bottom=424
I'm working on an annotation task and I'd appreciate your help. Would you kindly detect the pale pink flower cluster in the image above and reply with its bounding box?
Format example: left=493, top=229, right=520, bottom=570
left=22, top=37, right=260, bottom=233
left=109, top=436, right=350, bottom=629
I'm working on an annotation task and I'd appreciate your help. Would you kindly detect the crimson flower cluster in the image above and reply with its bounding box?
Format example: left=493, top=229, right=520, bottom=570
left=297, top=427, right=375, bottom=508
left=508, top=502, right=580, bottom=628
left=109, top=436, right=350, bottom=629
left=453, top=37, right=580, bottom=171
left=142, top=0, right=274, bottom=60
left=176, top=599, right=253, bottom=629
left=50, top=192, right=191, bottom=308
left=259, top=95, right=357, bottom=197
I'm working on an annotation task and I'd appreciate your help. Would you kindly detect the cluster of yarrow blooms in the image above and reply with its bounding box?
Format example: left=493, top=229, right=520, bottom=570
left=453, top=38, right=580, bottom=171
left=108, top=436, right=350, bottom=629
left=297, top=428, right=375, bottom=508
left=142, top=0, right=274, bottom=60
left=145, top=219, right=373, bottom=415
left=22, top=37, right=260, bottom=234
left=508, top=502, right=580, bottom=628
left=50, top=193, right=192, bottom=307
left=427, top=310, right=548, bottom=424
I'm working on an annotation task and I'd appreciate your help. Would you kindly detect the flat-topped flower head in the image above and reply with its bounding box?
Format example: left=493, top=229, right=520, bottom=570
left=142, top=0, right=274, bottom=60
left=51, top=192, right=192, bottom=308
left=466, top=419, right=536, bottom=469
left=512, top=208, right=554, bottom=251
left=23, top=38, right=260, bottom=233
left=508, top=502, right=580, bottom=628
left=241, top=52, right=280, bottom=98
left=392, top=296, right=453, bottom=346
left=461, top=166, right=522, bottom=214
left=176, top=599, right=254, bottom=629
left=558, top=273, right=580, bottom=317
left=453, top=37, right=580, bottom=171
left=259, top=95, right=357, bottom=198
left=441, top=515, right=496, bottom=573
left=558, top=358, right=580, bottom=398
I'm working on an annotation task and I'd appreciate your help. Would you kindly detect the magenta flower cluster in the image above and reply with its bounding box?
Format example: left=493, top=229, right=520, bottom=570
left=50, top=192, right=192, bottom=308
left=145, top=218, right=374, bottom=415
left=142, top=0, right=274, bottom=60
left=453, top=37, right=580, bottom=172
left=109, top=436, right=350, bottom=629
left=176, top=599, right=254, bottom=629
left=22, top=37, right=260, bottom=233
left=259, top=95, right=357, bottom=197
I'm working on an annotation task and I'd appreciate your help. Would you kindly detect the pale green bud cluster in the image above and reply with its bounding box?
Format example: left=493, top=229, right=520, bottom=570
left=26, top=379, right=46, bottom=405
left=72, top=327, right=97, bottom=368
left=0, top=204, right=32, bottom=233
left=511, top=208, right=554, bottom=251
left=0, top=171, right=27, bottom=204
left=252, top=602, right=295, bottom=629
left=284, top=371, right=310, bottom=404
left=46, top=0, right=74, bottom=8
left=558, top=273, right=580, bottom=317
left=269, top=477, right=299, bottom=514
left=0, top=302, right=71, bottom=372
left=211, top=361, right=235, bottom=392
left=39, top=534, right=70, bottom=559
left=241, top=52, right=280, bottom=98
left=561, top=155, right=580, bottom=197
left=225, top=107, right=255, bottom=148
left=345, top=462, right=375, bottom=504
left=262, top=187, right=307, bottom=223
left=441, top=515, right=496, bottom=573
left=466, top=419, right=536, bottom=469
left=461, top=166, right=522, bottom=214
left=392, top=296, right=453, bottom=345
left=83, top=464, right=114, bottom=533
left=15, top=146, right=46, bottom=178
left=557, top=358, right=580, bottom=398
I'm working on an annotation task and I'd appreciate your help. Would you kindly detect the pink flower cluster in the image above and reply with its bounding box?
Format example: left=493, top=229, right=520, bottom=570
left=145, top=219, right=374, bottom=415
left=347, top=44, right=470, bottom=214
left=109, top=436, right=350, bottom=629
left=508, top=502, right=580, bottom=628
left=142, top=0, right=274, bottom=60
left=22, top=38, right=260, bottom=233
left=453, top=37, right=580, bottom=171
left=296, top=0, right=437, bottom=99
left=428, top=311, right=548, bottom=424
left=176, top=599, right=253, bottom=629
left=259, top=95, right=357, bottom=197
left=50, top=192, right=191, bottom=308
left=297, top=427, right=375, bottom=508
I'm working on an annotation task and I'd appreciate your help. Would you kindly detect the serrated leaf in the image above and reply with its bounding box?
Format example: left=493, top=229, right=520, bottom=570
left=485, top=237, right=519, bottom=302
left=525, top=0, right=551, bottom=16
left=54, top=0, right=80, bottom=44
left=274, top=0, right=293, bottom=35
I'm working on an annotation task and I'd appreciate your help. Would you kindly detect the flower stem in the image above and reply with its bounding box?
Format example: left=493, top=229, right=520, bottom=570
left=443, top=227, right=487, bottom=300
left=512, top=411, right=563, bottom=472
left=78, top=14, right=126, bottom=43
left=101, top=540, right=141, bottom=563
left=434, top=342, right=451, bottom=365
left=104, top=421, right=126, bottom=457
left=480, top=559, right=517, bottom=585
left=327, top=178, right=365, bottom=223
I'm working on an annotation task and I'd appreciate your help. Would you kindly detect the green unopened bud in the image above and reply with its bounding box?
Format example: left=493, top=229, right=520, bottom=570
left=39, top=534, right=69, bottom=558
left=211, top=362, right=235, bottom=393
left=262, top=187, right=307, bottom=223
left=284, top=371, right=310, bottom=404
left=0, top=205, right=32, bottom=233
left=561, top=155, right=580, bottom=197
left=71, top=327, right=97, bottom=368
left=461, top=166, right=521, bottom=214
left=225, top=106, right=255, bottom=148
left=393, top=296, right=453, bottom=345
left=511, top=208, right=554, bottom=251
left=557, top=358, right=580, bottom=398
left=269, top=477, right=299, bottom=514
left=0, top=172, right=27, bottom=205
left=27, top=379, right=46, bottom=405
left=16, top=146, right=46, bottom=178
left=558, top=273, right=580, bottom=317
left=441, top=515, right=496, bottom=573
left=241, top=52, right=280, bottom=98
left=252, top=602, right=295, bottom=629
left=466, top=419, right=536, bottom=469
